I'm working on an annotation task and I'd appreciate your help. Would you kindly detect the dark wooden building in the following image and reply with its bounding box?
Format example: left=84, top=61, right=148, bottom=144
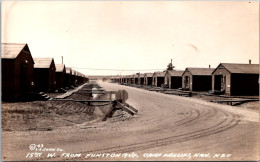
left=65, top=67, right=72, bottom=89
left=152, top=71, right=166, bottom=87
left=126, top=75, right=131, bottom=84
left=133, top=73, right=140, bottom=84
left=138, top=74, right=145, bottom=85
left=55, top=64, right=66, bottom=90
left=164, top=70, right=184, bottom=89
left=1, top=43, right=35, bottom=101
left=71, top=70, right=77, bottom=86
left=34, top=58, right=56, bottom=92
left=182, top=68, right=214, bottom=91
left=144, top=73, right=153, bottom=86
left=212, top=63, right=259, bottom=96
left=129, top=74, right=135, bottom=84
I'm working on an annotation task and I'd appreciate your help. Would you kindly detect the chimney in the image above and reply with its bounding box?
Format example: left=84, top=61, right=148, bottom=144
left=209, top=65, right=211, bottom=68
left=249, top=59, right=251, bottom=64
left=171, top=59, right=172, bottom=64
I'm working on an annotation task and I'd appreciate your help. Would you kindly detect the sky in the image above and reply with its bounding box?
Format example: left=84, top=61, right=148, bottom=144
left=1, top=1, right=259, bottom=76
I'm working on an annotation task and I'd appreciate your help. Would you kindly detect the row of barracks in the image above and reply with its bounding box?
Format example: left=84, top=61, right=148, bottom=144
left=1, top=43, right=88, bottom=101
left=112, top=61, right=259, bottom=96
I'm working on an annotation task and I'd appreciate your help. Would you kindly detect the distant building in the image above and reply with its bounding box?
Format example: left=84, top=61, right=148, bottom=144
left=65, top=67, right=72, bottom=89
left=133, top=73, right=140, bottom=84
left=182, top=68, right=214, bottom=91
left=138, top=74, right=145, bottom=85
left=71, top=70, right=77, bottom=86
left=144, top=73, right=153, bottom=86
left=152, top=71, right=166, bottom=87
left=1, top=43, right=35, bottom=101
left=55, top=64, right=66, bottom=90
left=34, top=58, right=56, bottom=92
left=164, top=70, right=184, bottom=89
left=212, top=63, right=259, bottom=96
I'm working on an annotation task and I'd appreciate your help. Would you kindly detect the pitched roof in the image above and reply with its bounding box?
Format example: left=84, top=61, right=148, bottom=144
left=144, top=73, right=154, bottom=77
left=153, top=71, right=166, bottom=77
left=72, top=70, right=77, bottom=75
left=1, top=43, right=28, bottom=59
left=66, top=67, right=72, bottom=74
left=134, top=73, right=140, bottom=77
left=139, top=74, right=145, bottom=77
left=166, top=70, right=184, bottom=77
left=185, top=68, right=214, bottom=75
left=34, top=58, right=54, bottom=68
left=218, top=63, right=259, bottom=74
left=55, top=64, right=65, bottom=72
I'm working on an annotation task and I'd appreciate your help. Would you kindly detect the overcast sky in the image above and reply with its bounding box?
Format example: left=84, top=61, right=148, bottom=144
left=1, top=1, right=259, bottom=76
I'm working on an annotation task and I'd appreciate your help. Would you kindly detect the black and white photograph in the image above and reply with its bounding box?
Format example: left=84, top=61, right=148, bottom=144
left=1, top=0, right=259, bottom=161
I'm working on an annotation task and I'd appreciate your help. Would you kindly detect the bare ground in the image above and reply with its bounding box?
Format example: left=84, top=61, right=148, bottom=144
left=1, top=81, right=259, bottom=161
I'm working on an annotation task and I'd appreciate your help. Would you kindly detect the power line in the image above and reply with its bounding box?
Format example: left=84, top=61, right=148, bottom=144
left=70, top=67, right=165, bottom=71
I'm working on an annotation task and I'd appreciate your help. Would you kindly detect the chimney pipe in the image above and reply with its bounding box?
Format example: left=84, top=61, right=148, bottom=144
left=171, top=59, right=172, bottom=64
left=249, top=59, right=251, bottom=64
left=209, top=65, right=211, bottom=68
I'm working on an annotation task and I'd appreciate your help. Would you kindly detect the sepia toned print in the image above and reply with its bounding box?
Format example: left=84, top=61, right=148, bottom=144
left=1, top=1, right=259, bottom=161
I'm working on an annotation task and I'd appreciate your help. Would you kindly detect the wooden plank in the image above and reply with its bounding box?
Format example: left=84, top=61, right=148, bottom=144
left=115, top=101, right=135, bottom=116
left=211, top=99, right=258, bottom=103
left=52, top=98, right=110, bottom=102
left=102, top=92, right=114, bottom=121
left=125, top=103, right=138, bottom=113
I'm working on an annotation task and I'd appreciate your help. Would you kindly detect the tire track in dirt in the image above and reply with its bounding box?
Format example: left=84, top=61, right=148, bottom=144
left=38, top=105, right=239, bottom=161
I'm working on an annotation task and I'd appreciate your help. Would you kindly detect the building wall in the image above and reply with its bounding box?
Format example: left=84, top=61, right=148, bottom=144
left=193, top=75, right=212, bottom=91
left=2, top=50, right=34, bottom=101
left=15, top=51, right=34, bottom=95
left=64, top=73, right=71, bottom=88
left=147, top=77, right=153, bottom=86
left=212, top=68, right=231, bottom=95
left=182, top=71, right=193, bottom=91
left=164, top=73, right=171, bottom=88
left=144, top=76, right=147, bottom=85
left=2, top=59, right=15, bottom=101
left=49, top=62, right=56, bottom=91
left=144, top=76, right=152, bottom=86
left=157, top=77, right=164, bottom=87
left=152, top=75, right=156, bottom=86
left=231, top=73, right=259, bottom=96
left=138, top=77, right=144, bottom=85
left=56, top=70, right=65, bottom=89
left=171, top=76, right=182, bottom=89
left=34, top=68, right=50, bottom=92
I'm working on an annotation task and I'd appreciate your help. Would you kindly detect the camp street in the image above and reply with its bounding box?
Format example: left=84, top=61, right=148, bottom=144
left=1, top=80, right=259, bottom=161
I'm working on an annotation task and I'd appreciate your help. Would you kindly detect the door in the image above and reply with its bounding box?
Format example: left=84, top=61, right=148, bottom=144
left=214, top=75, right=222, bottom=91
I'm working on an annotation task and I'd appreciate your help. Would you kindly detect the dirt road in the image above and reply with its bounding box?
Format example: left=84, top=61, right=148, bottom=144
left=2, top=81, right=259, bottom=161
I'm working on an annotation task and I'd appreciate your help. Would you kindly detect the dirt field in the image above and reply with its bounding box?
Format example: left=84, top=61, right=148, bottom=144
left=2, top=94, right=95, bottom=132
left=1, top=81, right=259, bottom=161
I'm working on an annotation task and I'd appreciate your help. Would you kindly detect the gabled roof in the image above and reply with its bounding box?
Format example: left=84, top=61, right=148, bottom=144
left=34, top=58, right=54, bottom=68
left=55, top=64, right=65, bottom=72
left=72, top=70, right=77, bottom=75
left=215, top=63, right=259, bottom=74
left=165, top=70, right=184, bottom=77
left=153, top=71, right=166, bottom=77
left=66, top=67, right=72, bottom=74
left=184, top=68, right=214, bottom=76
left=1, top=43, right=30, bottom=59
left=134, top=73, right=140, bottom=78
left=144, top=73, right=154, bottom=77
left=139, top=74, right=145, bottom=77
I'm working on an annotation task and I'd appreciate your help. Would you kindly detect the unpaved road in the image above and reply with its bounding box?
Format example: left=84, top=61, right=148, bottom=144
left=2, top=81, right=259, bottom=161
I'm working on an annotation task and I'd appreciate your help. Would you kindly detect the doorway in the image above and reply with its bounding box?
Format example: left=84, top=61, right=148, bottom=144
left=214, top=75, right=222, bottom=91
